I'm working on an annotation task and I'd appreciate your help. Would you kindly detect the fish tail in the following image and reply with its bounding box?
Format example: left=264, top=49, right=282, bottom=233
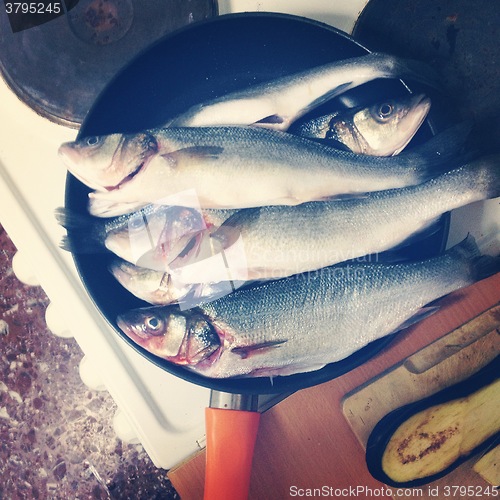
left=55, top=207, right=107, bottom=253
left=451, top=234, right=500, bottom=282
left=432, top=153, right=500, bottom=203
left=484, top=155, right=500, bottom=199
left=470, top=252, right=500, bottom=283
left=466, top=153, right=500, bottom=200
left=408, top=122, right=476, bottom=182
left=373, top=52, right=443, bottom=90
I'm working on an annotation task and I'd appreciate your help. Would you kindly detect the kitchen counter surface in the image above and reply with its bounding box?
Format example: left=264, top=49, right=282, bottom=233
left=0, top=224, right=179, bottom=499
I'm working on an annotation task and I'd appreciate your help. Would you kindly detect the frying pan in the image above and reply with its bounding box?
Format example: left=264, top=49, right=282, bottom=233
left=65, top=13, right=450, bottom=498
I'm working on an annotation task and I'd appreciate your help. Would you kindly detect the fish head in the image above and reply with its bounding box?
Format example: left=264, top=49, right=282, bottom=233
left=329, top=93, right=431, bottom=156
left=117, top=307, right=221, bottom=365
left=104, top=205, right=168, bottom=267
left=157, top=206, right=208, bottom=263
left=105, top=205, right=206, bottom=270
left=109, top=259, right=191, bottom=305
left=58, top=132, right=158, bottom=191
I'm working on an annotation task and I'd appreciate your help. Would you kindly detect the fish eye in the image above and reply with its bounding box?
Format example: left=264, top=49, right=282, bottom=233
left=377, top=103, right=394, bottom=119
left=144, top=315, right=164, bottom=335
left=85, top=136, right=101, bottom=147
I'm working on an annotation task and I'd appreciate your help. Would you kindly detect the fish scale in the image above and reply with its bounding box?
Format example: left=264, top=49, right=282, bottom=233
left=173, top=154, right=500, bottom=283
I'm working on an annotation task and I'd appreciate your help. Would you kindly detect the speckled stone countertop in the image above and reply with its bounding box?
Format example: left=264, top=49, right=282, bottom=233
left=0, top=224, right=179, bottom=499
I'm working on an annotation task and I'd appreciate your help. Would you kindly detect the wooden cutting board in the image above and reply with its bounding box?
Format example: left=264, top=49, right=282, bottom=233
left=342, top=304, right=500, bottom=495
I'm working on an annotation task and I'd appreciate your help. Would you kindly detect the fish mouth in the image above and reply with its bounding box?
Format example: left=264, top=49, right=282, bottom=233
left=61, top=150, right=148, bottom=192
left=66, top=167, right=108, bottom=192
left=116, top=315, right=144, bottom=342
left=408, top=93, right=431, bottom=119
left=59, top=146, right=108, bottom=191
left=106, top=159, right=147, bottom=191
left=413, top=93, right=431, bottom=107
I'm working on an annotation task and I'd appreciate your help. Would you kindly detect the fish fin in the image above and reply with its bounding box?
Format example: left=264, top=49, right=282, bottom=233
left=452, top=234, right=500, bottom=282
left=176, top=284, right=235, bottom=310
left=54, top=207, right=107, bottom=253
left=256, top=82, right=354, bottom=130
left=473, top=229, right=500, bottom=256
left=297, top=135, right=353, bottom=151
left=248, top=363, right=327, bottom=378
left=231, top=340, right=287, bottom=359
left=319, top=193, right=370, bottom=202
left=391, top=306, right=441, bottom=334
left=211, top=208, right=262, bottom=248
left=435, top=234, right=500, bottom=283
left=406, top=122, right=476, bottom=181
left=162, top=146, right=224, bottom=163
left=373, top=52, right=444, bottom=90
left=321, top=137, right=353, bottom=152
left=254, top=114, right=285, bottom=125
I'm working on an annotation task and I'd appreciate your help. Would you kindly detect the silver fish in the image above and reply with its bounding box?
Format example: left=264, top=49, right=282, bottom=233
left=295, top=94, right=431, bottom=156
left=168, top=154, right=500, bottom=283
left=109, top=258, right=242, bottom=306
left=84, top=124, right=467, bottom=217
left=56, top=203, right=215, bottom=269
left=167, top=52, right=440, bottom=130
left=116, top=236, right=499, bottom=378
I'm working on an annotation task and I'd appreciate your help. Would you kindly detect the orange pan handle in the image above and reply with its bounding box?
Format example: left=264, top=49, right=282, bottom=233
left=204, top=393, right=260, bottom=500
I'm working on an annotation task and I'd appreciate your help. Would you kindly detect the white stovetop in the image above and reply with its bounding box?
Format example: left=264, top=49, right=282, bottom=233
left=0, top=0, right=498, bottom=470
